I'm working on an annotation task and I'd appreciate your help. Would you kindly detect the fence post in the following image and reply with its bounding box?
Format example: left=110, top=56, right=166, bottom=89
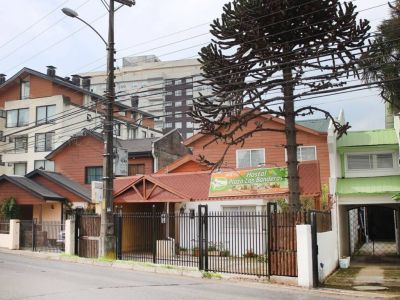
left=9, top=219, right=20, bottom=250
left=115, top=213, right=122, bottom=260
left=198, top=205, right=204, bottom=271
left=310, top=211, right=319, bottom=287
left=65, top=219, right=75, bottom=255
left=296, top=224, right=314, bottom=288
left=32, top=220, right=36, bottom=252
left=204, top=205, right=209, bottom=272
left=152, top=205, right=156, bottom=264
left=266, top=202, right=277, bottom=276
left=74, top=213, right=80, bottom=255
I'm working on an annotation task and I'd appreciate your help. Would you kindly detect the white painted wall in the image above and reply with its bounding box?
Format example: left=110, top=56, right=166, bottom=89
left=0, top=220, right=19, bottom=249
left=317, top=230, right=338, bottom=282
left=297, top=224, right=313, bottom=288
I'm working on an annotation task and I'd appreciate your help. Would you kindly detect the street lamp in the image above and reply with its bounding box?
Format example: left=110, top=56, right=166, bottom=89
left=62, top=0, right=134, bottom=258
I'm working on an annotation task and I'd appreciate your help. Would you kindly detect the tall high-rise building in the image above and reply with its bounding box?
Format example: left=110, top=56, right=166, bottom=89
left=81, top=56, right=211, bottom=138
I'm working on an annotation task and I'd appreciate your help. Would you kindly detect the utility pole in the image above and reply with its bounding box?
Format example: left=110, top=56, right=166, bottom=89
left=100, top=0, right=135, bottom=258
left=62, top=0, right=135, bottom=258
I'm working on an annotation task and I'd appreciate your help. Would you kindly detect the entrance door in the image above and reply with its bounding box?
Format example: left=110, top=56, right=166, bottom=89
left=19, top=205, right=33, bottom=220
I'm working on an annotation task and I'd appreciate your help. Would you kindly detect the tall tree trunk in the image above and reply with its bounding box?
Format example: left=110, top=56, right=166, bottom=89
left=283, top=65, right=300, bottom=210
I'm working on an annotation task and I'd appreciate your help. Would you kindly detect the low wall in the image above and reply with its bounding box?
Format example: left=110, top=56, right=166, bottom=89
left=0, top=233, right=11, bottom=248
left=317, top=230, right=338, bottom=282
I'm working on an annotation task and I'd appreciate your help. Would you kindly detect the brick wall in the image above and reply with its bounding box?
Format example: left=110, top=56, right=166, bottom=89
left=30, top=175, right=87, bottom=203
left=0, top=181, right=43, bottom=205
left=186, top=116, right=330, bottom=185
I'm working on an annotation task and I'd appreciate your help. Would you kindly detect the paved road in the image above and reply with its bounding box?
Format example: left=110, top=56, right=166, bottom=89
left=0, top=252, right=350, bottom=300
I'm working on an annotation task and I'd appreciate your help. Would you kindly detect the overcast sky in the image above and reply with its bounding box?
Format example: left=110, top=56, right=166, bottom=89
left=0, top=0, right=392, bottom=130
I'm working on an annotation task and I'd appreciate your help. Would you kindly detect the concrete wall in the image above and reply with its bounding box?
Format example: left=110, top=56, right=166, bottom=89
left=153, top=129, right=191, bottom=171
left=0, top=220, right=19, bottom=249
left=317, top=230, right=338, bottom=282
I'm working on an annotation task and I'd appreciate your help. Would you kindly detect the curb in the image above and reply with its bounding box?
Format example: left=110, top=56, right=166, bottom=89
left=1, top=248, right=398, bottom=299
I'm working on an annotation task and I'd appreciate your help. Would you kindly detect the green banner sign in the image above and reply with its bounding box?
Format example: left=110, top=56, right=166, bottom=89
left=209, top=167, right=288, bottom=198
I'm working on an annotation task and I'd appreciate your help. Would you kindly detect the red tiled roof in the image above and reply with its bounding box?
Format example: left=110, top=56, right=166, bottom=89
left=114, top=161, right=321, bottom=203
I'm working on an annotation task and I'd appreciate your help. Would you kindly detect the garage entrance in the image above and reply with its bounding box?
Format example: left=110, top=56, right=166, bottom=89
left=348, top=205, right=400, bottom=257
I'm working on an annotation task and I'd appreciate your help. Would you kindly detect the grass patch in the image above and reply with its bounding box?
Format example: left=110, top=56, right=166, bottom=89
left=97, top=256, right=115, bottom=262
left=202, top=271, right=223, bottom=279
left=59, top=253, right=78, bottom=258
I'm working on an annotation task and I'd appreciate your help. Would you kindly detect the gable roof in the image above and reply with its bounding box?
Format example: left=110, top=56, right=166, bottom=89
left=184, top=114, right=327, bottom=146
left=46, top=128, right=157, bottom=160
left=114, top=162, right=321, bottom=203
left=296, top=119, right=330, bottom=133
left=337, top=129, right=398, bottom=148
left=0, top=175, right=65, bottom=201
left=156, top=154, right=210, bottom=174
left=26, top=169, right=91, bottom=201
left=0, top=67, right=101, bottom=99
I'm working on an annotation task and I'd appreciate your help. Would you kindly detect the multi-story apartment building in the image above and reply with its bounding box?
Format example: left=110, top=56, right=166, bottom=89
left=81, top=55, right=212, bottom=138
left=0, top=67, right=161, bottom=176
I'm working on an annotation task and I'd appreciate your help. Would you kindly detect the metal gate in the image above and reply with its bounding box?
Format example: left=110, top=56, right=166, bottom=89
left=19, top=220, right=65, bottom=252
left=75, top=214, right=101, bottom=258
left=349, top=206, right=399, bottom=257
left=116, top=205, right=270, bottom=276
left=267, top=204, right=307, bottom=277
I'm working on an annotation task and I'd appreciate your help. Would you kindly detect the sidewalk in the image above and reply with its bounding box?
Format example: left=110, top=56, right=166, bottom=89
left=0, top=248, right=399, bottom=299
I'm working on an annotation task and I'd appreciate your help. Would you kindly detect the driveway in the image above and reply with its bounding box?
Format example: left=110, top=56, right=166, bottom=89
left=324, top=256, right=400, bottom=294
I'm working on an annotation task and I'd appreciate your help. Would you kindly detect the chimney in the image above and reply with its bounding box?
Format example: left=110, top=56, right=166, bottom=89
left=0, top=74, right=5, bottom=85
left=71, top=74, right=81, bottom=86
left=81, top=76, right=91, bottom=91
left=131, top=96, right=139, bottom=108
left=46, top=66, right=56, bottom=77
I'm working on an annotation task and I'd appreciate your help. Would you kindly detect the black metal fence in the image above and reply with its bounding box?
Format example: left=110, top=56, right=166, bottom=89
left=19, top=220, right=65, bottom=253
left=116, top=206, right=271, bottom=276
left=0, top=218, right=10, bottom=234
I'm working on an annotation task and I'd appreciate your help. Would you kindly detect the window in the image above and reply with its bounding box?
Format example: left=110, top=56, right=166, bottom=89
left=128, top=164, right=145, bottom=176
left=118, top=111, right=126, bottom=117
left=175, top=90, right=182, bottom=96
left=175, top=122, right=182, bottom=129
left=6, top=108, right=29, bottom=128
left=0, top=109, right=5, bottom=118
left=175, top=79, right=182, bottom=85
left=14, top=136, right=28, bottom=153
left=14, top=162, right=27, bottom=176
left=34, top=160, right=55, bottom=171
left=222, top=206, right=257, bottom=229
left=347, top=153, right=394, bottom=170
left=165, top=101, right=172, bottom=107
left=35, top=132, right=54, bottom=152
left=186, top=99, right=193, bottom=106
left=297, top=146, right=317, bottom=161
left=186, top=89, right=193, bottom=96
left=175, top=101, right=182, bottom=107
left=165, top=79, right=173, bottom=86
left=166, top=91, right=173, bottom=96
left=36, top=105, right=56, bottom=125
left=186, top=122, right=193, bottom=129
left=165, top=122, right=172, bottom=128
left=236, top=149, right=265, bottom=168
left=20, top=80, right=30, bottom=99
left=85, top=167, right=103, bottom=184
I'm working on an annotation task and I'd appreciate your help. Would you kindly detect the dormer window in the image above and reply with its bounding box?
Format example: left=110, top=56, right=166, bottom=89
left=20, top=79, right=30, bottom=99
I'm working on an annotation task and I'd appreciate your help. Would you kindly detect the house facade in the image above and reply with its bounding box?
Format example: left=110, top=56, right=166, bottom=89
left=0, top=67, right=161, bottom=176
left=46, top=129, right=191, bottom=187
left=329, top=112, right=400, bottom=259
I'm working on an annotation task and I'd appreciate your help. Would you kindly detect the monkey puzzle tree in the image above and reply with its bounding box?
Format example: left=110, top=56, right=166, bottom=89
left=191, top=0, right=370, bottom=209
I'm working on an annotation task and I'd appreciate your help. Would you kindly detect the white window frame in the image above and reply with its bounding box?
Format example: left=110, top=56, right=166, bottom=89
left=284, top=145, right=317, bottom=162
left=345, top=151, right=399, bottom=177
left=236, top=148, right=265, bottom=169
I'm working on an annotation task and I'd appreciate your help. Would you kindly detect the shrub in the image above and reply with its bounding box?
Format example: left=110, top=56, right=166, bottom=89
left=0, top=197, right=19, bottom=219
